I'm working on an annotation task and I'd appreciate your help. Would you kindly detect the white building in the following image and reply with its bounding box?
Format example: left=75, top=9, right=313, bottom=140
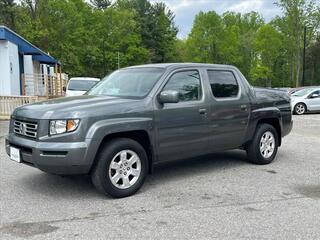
left=0, top=26, right=63, bottom=96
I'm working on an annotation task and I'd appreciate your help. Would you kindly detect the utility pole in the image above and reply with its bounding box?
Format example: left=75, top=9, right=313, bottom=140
left=302, top=26, right=307, bottom=87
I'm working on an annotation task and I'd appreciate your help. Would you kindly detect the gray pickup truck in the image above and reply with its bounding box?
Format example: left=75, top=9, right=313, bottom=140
left=6, top=63, right=292, bottom=198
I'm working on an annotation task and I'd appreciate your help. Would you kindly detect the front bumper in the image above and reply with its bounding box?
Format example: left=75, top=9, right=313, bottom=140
left=5, top=134, right=93, bottom=175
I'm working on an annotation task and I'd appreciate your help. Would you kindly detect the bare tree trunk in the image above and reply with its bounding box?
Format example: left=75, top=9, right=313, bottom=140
left=311, top=61, right=315, bottom=86
left=295, top=50, right=301, bottom=87
left=290, top=49, right=297, bottom=88
left=291, top=56, right=295, bottom=87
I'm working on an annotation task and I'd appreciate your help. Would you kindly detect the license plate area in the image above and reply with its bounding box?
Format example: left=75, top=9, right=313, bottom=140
left=10, top=147, right=21, bottom=163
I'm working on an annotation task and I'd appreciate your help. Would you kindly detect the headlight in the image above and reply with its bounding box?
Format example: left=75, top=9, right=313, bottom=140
left=49, top=119, right=80, bottom=135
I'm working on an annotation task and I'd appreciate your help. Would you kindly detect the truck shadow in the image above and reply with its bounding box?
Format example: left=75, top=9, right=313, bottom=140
left=144, top=150, right=248, bottom=189
left=19, top=150, right=249, bottom=199
left=19, top=172, right=100, bottom=199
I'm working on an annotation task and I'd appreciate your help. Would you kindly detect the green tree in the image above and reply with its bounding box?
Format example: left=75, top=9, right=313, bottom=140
left=16, top=0, right=90, bottom=75
left=306, top=34, right=320, bottom=86
left=0, top=0, right=17, bottom=29
left=251, top=25, right=282, bottom=87
left=117, top=0, right=178, bottom=62
left=92, top=7, right=149, bottom=76
left=5, top=0, right=319, bottom=85
left=186, top=11, right=224, bottom=63
left=171, top=39, right=188, bottom=62
left=14, top=0, right=149, bottom=77
left=222, top=11, right=264, bottom=78
left=151, top=2, right=178, bottom=62
left=274, top=0, right=320, bottom=87
left=186, top=11, right=264, bottom=82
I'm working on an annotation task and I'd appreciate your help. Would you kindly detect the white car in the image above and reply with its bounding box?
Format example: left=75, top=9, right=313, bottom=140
left=291, top=87, right=320, bottom=115
left=65, top=77, right=100, bottom=97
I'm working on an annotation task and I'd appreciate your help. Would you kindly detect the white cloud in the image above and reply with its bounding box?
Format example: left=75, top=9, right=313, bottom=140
left=227, top=0, right=264, bottom=13
left=165, top=0, right=212, bottom=11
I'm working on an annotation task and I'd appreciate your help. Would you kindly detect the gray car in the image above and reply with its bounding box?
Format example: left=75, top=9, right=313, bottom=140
left=5, top=63, right=292, bottom=198
left=291, top=87, right=320, bottom=115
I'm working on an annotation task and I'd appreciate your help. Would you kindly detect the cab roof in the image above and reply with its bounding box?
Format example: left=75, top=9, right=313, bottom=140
left=125, top=63, right=236, bottom=70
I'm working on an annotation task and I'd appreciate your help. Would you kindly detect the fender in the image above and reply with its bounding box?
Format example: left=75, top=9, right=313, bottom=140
left=84, top=117, right=155, bottom=168
left=244, top=107, right=283, bottom=144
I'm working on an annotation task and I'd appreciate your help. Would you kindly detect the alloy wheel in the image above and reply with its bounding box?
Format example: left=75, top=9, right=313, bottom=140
left=259, top=131, right=275, bottom=159
left=296, top=104, right=306, bottom=115
left=108, top=150, right=141, bottom=189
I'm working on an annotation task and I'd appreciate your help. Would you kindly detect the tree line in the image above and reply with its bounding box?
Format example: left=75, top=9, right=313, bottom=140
left=0, top=0, right=319, bottom=87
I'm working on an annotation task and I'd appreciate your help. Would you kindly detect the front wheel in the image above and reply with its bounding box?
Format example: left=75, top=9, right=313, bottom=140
left=91, top=138, right=148, bottom=198
left=246, top=124, right=279, bottom=165
left=294, top=103, right=307, bottom=115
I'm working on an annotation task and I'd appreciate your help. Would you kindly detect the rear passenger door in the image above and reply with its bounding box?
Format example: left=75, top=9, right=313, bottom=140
left=206, top=69, right=250, bottom=151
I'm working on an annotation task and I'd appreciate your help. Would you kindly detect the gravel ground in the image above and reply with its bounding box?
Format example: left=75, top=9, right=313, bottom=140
left=0, top=115, right=320, bottom=239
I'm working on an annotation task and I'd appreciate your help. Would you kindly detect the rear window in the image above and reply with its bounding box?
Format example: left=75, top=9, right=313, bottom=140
left=207, top=70, right=239, bottom=98
left=68, top=80, right=98, bottom=91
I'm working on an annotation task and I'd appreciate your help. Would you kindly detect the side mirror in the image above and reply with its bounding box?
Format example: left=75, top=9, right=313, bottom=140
left=158, top=90, right=179, bottom=104
left=62, top=86, right=66, bottom=92
left=309, top=93, right=319, bottom=98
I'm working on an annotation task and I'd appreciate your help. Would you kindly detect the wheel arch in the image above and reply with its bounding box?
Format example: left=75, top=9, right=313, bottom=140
left=245, top=107, right=283, bottom=147
left=85, top=118, right=155, bottom=175
left=89, top=130, right=154, bottom=175
left=256, top=118, right=282, bottom=146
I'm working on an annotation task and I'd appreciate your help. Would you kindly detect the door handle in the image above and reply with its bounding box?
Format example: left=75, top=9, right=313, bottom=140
left=199, top=108, right=207, bottom=115
left=240, top=105, right=248, bottom=111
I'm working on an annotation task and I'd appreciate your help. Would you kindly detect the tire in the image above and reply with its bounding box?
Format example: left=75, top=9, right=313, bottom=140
left=246, top=124, right=279, bottom=165
left=91, top=138, right=148, bottom=198
left=294, top=103, right=307, bottom=115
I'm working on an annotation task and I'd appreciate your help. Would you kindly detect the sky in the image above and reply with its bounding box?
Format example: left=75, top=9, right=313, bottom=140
left=150, top=0, right=319, bottom=39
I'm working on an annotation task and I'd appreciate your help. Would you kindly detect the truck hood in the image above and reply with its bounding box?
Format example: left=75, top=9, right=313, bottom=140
left=13, top=95, right=142, bottom=119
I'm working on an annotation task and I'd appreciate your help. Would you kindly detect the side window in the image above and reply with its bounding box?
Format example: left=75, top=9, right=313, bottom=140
left=207, top=70, right=239, bottom=98
left=163, top=70, right=202, bottom=102
left=310, top=90, right=320, bottom=98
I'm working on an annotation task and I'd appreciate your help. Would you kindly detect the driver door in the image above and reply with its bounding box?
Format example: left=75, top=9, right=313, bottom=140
left=305, top=90, right=320, bottom=111
left=154, top=69, right=210, bottom=163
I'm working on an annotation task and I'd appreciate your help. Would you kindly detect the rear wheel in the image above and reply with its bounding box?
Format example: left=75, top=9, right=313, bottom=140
left=91, top=138, right=148, bottom=198
left=294, top=103, right=306, bottom=115
left=246, top=124, right=279, bottom=165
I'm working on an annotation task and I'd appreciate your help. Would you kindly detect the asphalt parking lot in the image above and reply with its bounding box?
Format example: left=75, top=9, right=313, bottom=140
left=0, top=115, right=320, bottom=239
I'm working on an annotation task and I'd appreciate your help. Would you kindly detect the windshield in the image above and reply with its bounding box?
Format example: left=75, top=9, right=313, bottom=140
left=87, top=68, right=165, bottom=98
left=68, top=80, right=99, bottom=91
left=292, top=88, right=314, bottom=97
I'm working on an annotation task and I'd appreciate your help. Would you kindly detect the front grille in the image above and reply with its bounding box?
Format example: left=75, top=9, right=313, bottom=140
left=14, top=120, right=38, bottom=138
